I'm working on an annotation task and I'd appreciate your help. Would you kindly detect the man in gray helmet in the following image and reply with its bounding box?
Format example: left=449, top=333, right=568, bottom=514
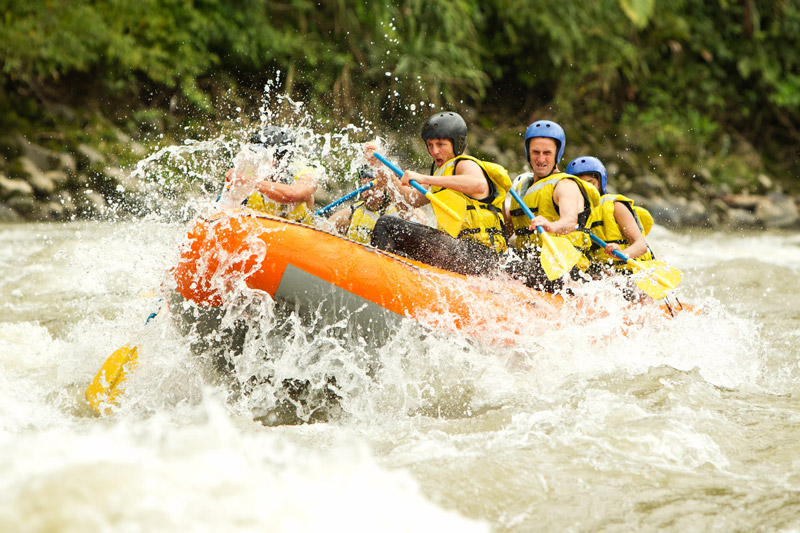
left=369, top=111, right=511, bottom=277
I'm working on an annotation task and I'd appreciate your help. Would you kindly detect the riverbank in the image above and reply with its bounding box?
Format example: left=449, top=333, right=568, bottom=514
left=2, top=128, right=797, bottom=230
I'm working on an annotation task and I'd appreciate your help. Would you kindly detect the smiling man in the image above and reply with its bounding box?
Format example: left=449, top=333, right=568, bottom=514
left=504, top=120, right=600, bottom=291
left=369, top=111, right=511, bottom=277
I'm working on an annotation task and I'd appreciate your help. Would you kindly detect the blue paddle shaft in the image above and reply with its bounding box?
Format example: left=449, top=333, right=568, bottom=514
left=589, top=233, right=630, bottom=263
left=314, top=180, right=375, bottom=216
left=373, top=152, right=428, bottom=196
left=508, top=187, right=546, bottom=234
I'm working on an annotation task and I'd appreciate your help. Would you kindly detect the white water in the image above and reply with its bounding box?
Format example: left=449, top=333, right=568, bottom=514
left=3, top=218, right=799, bottom=532
left=2, top=111, right=800, bottom=530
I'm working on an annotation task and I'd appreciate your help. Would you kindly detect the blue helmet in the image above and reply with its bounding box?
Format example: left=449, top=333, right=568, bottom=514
left=567, top=156, right=607, bottom=195
left=524, top=120, right=566, bottom=165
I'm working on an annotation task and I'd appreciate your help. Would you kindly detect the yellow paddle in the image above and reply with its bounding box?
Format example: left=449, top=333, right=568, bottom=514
left=373, top=152, right=466, bottom=238
left=86, top=344, right=138, bottom=415
left=507, top=187, right=582, bottom=280
left=589, top=233, right=683, bottom=299
left=85, top=294, right=164, bottom=415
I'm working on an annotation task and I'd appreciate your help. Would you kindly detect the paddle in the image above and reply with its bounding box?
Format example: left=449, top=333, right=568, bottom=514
left=506, top=187, right=583, bottom=280
left=373, top=152, right=466, bottom=238
left=589, top=233, right=683, bottom=299
left=85, top=306, right=159, bottom=415
left=314, top=180, right=376, bottom=216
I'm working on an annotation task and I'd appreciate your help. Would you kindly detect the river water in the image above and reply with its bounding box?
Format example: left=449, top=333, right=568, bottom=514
left=2, top=213, right=799, bottom=532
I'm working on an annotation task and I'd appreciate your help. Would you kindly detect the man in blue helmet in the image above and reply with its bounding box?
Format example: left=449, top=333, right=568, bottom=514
left=567, top=156, right=654, bottom=275
left=504, top=120, right=600, bottom=291
left=369, top=111, right=511, bottom=277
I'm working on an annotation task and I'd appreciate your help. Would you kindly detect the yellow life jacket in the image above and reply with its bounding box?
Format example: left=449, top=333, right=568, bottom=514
left=346, top=200, right=398, bottom=244
left=588, top=194, right=654, bottom=268
left=430, top=155, right=512, bottom=253
left=244, top=166, right=316, bottom=225
left=507, top=172, right=601, bottom=270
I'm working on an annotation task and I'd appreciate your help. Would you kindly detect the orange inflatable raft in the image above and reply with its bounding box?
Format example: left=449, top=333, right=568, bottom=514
left=172, top=209, right=685, bottom=342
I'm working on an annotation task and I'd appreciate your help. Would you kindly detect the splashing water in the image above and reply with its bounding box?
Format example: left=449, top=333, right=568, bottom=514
left=2, top=85, right=800, bottom=531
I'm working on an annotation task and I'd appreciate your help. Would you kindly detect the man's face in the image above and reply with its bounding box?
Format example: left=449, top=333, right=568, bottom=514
left=528, top=138, right=558, bottom=180
left=425, top=138, right=456, bottom=168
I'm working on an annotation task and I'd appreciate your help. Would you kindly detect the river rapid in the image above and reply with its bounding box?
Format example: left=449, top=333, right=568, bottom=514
left=2, top=213, right=799, bottom=532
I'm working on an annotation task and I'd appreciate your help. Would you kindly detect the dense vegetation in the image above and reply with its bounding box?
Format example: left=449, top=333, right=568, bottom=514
left=1, top=0, right=798, bottom=194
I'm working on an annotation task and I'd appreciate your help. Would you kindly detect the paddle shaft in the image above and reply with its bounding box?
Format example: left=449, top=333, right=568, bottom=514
left=314, top=180, right=376, bottom=216
left=373, top=152, right=462, bottom=221
left=589, top=232, right=677, bottom=291
left=589, top=233, right=640, bottom=268
left=507, top=187, right=559, bottom=250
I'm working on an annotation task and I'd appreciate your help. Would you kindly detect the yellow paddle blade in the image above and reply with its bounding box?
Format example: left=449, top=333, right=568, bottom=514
left=427, top=189, right=466, bottom=238
left=628, top=260, right=684, bottom=299
left=85, top=344, right=139, bottom=415
left=539, top=232, right=583, bottom=280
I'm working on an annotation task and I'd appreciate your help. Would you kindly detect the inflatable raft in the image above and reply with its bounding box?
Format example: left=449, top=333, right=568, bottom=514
left=172, top=209, right=685, bottom=342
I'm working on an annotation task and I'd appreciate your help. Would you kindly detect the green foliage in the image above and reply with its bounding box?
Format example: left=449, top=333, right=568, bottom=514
left=0, top=0, right=798, bottom=192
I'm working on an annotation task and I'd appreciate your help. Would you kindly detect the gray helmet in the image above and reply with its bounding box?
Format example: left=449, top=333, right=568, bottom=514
left=249, top=126, right=295, bottom=147
left=421, top=112, right=468, bottom=156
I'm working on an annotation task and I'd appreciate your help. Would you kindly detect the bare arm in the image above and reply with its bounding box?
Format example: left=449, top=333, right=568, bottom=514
left=256, top=173, right=317, bottom=205
left=327, top=206, right=352, bottom=235
left=529, top=179, right=582, bottom=234
left=608, top=201, right=648, bottom=259
left=402, top=158, right=490, bottom=200
left=364, top=143, right=427, bottom=207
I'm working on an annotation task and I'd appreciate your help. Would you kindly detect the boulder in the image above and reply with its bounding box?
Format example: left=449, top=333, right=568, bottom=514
left=6, top=195, right=40, bottom=219
left=56, top=191, right=77, bottom=214
left=14, top=134, right=61, bottom=171
left=0, top=174, right=35, bottom=198
left=77, top=144, right=107, bottom=167
left=755, top=193, right=799, bottom=228
left=632, top=174, right=667, bottom=198
left=0, top=203, right=22, bottom=222
left=18, top=157, right=56, bottom=194
left=725, top=207, right=760, bottom=229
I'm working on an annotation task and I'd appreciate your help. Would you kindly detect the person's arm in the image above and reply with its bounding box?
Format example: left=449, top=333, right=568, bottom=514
left=256, top=172, right=317, bottom=204
left=529, top=179, right=582, bottom=234
left=327, top=206, right=352, bottom=235
left=607, top=201, right=648, bottom=259
left=401, top=158, right=490, bottom=200
left=364, top=142, right=427, bottom=207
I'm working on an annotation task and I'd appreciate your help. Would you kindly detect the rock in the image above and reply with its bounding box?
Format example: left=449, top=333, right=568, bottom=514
left=79, top=190, right=108, bottom=215
left=0, top=174, right=35, bottom=198
left=56, top=191, right=77, bottom=214
left=57, top=153, right=78, bottom=174
left=683, top=198, right=714, bottom=227
left=632, top=174, right=667, bottom=198
left=757, top=173, right=773, bottom=192
left=726, top=207, right=760, bottom=228
left=0, top=203, right=22, bottom=222
left=721, top=193, right=760, bottom=210
left=44, top=200, right=65, bottom=220
left=755, top=193, right=799, bottom=228
left=77, top=144, right=107, bottom=166
left=14, top=134, right=61, bottom=171
left=43, top=169, right=70, bottom=189
left=6, top=196, right=40, bottom=219
left=637, top=196, right=682, bottom=227
left=694, top=167, right=712, bottom=184
left=18, top=157, right=56, bottom=194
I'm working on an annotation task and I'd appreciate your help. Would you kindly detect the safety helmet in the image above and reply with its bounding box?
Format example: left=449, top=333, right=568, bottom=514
left=567, top=156, right=607, bottom=195
left=524, top=120, right=566, bottom=165
left=249, top=126, right=295, bottom=147
left=421, top=112, right=468, bottom=156
left=358, top=165, right=376, bottom=182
